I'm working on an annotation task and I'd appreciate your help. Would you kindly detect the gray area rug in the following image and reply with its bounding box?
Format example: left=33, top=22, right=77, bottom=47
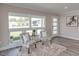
left=18, top=41, right=67, bottom=56
left=0, top=41, right=66, bottom=56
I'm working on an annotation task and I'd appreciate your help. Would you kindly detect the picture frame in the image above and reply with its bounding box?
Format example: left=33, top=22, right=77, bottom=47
left=66, top=16, right=78, bottom=27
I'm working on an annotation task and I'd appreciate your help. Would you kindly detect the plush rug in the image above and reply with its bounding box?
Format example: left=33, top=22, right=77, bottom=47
left=18, top=41, right=67, bottom=56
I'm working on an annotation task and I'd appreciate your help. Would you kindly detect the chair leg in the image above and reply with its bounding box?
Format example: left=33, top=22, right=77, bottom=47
left=17, top=46, right=22, bottom=56
left=28, top=48, right=30, bottom=54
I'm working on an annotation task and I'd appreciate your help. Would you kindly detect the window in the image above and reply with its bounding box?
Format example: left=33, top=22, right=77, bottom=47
left=9, top=16, right=30, bottom=28
left=10, top=31, right=22, bottom=41
left=26, top=30, right=32, bottom=36
left=53, top=27, right=57, bottom=31
left=9, top=13, right=45, bottom=41
left=53, top=23, right=57, bottom=26
left=31, top=17, right=45, bottom=28
left=31, top=18, right=42, bottom=28
left=52, top=18, right=58, bottom=34
left=36, top=29, right=45, bottom=36
left=53, top=31, right=57, bottom=34
left=53, top=18, right=57, bottom=22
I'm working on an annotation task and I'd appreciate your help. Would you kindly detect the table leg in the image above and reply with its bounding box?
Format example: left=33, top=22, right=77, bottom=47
left=28, top=48, right=30, bottom=54
left=42, top=42, right=44, bottom=45
left=35, top=44, right=37, bottom=48
left=50, top=40, right=52, bottom=44
left=19, top=46, right=22, bottom=51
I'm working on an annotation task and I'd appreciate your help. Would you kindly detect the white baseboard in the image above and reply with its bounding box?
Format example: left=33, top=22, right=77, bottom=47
left=60, top=35, right=79, bottom=41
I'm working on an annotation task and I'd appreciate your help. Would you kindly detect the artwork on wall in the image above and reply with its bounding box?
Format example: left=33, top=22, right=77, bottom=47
left=66, top=16, right=78, bottom=27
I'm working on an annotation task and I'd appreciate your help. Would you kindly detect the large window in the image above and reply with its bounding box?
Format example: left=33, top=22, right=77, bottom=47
left=9, top=13, right=45, bottom=41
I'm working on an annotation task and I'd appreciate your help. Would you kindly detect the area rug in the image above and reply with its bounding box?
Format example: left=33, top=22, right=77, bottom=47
left=19, top=42, right=67, bottom=56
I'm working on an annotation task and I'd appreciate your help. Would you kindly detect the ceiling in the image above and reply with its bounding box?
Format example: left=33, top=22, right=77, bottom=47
left=7, top=3, right=79, bottom=15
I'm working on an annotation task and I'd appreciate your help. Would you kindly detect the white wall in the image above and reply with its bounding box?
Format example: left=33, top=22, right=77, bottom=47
left=0, top=4, right=58, bottom=48
left=0, top=4, right=9, bottom=47
left=60, top=10, right=79, bottom=40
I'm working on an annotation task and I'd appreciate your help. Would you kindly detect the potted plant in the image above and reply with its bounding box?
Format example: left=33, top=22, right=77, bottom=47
left=32, top=29, right=36, bottom=36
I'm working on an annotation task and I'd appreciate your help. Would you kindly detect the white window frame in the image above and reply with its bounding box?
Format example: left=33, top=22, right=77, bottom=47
left=8, top=12, right=46, bottom=41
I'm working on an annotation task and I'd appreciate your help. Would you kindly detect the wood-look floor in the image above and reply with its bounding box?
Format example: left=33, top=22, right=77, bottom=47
left=1, top=37, right=79, bottom=56
left=52, top=37, right=79, bottom=56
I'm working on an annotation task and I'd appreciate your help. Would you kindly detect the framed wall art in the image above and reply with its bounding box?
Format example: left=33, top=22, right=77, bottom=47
left=66, top=16, right=78, bottom=27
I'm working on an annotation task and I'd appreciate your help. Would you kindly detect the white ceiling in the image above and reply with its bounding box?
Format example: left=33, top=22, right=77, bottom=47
left=7, top=3, right=79, bottom=15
